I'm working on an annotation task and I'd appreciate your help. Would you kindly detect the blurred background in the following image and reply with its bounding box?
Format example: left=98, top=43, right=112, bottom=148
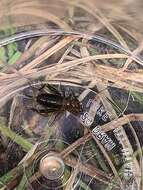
left=1, top=0, right=143, bottom=41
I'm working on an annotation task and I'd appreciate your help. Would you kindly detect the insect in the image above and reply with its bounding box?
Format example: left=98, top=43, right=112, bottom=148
left=27, top=83, right=83, bottom=118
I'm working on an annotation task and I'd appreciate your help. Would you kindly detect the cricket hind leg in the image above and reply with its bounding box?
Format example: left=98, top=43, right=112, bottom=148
left=59, top=82, right=68, bottom=98
left=38, top=83, right=61, bottom=96
left=46, top=83, right=62, bottom=96
left=44, top=82, right=66, bottom=97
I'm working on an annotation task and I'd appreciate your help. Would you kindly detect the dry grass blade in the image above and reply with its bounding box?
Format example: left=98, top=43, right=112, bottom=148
left=13, top=36, right=59, bottom=70
left=58, top=42, right=77, bottom=64
left=20, top=53, right=128, bottom=73
left=61, top=133, right=91, bottom=159
left=60, top=0, right=129, bottom=49
left=91, top=133, right=123, bottom=188
left=122, top=39, right=143, bottom=70
left=64, top=162, right=80, bottom=190
left=21, top=36, right=76, bottom=71
left=64, top=157, right=111, bottom=185
left=102, top=113, right=143, bottom=132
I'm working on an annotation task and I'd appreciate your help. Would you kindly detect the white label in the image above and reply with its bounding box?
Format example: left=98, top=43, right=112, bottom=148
left=92, top=125, right=116, bottom=151
left=80, top=112, right=94, bottom=127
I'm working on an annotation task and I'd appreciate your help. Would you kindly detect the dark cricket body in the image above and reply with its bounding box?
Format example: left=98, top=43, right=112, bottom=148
left=30, top=83, right=83, bottom=116
left=37, top=93, right=82, bottom=114
left=37, top=93, right=63, bottom=110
